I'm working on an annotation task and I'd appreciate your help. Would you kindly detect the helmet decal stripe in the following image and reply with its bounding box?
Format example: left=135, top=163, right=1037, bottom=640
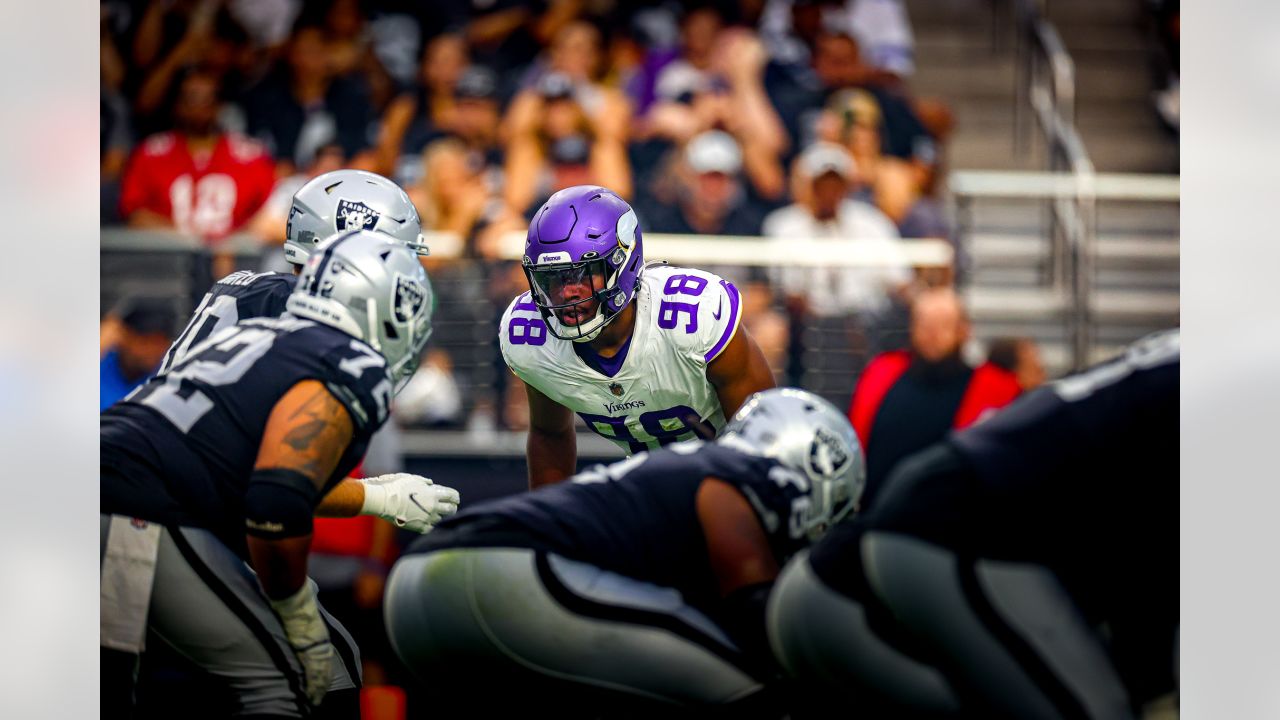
left=310, top=229, right=360, bottom=289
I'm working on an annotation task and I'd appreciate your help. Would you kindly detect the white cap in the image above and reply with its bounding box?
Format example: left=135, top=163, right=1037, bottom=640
left=685, top=130, right=743, bottom=175
left=798, top=142, right=856, bottom=180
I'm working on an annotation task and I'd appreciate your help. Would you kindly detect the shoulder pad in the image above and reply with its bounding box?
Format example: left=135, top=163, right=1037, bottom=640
left=646, top=267, right=742, bottom=363
left=215, top=270, right=287, bottom=288
left=499, top=293, right=551, bottom=366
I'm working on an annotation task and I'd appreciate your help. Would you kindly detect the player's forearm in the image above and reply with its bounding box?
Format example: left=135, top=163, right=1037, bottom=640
left=315, top=477, right=365, bottom=518
left=247, top=534, right=312, bottom=600
left=527, top=426, right=576, bottom=489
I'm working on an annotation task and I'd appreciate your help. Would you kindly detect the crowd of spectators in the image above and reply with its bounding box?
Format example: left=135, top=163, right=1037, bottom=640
left=101, top=0, right=952, bottom=247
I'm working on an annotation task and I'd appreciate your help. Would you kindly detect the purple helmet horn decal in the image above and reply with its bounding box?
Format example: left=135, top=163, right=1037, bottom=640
left=522, top=186, right=645, bottom=343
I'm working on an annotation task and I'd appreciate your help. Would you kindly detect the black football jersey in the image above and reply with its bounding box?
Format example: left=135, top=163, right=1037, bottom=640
left=409, top=441, right=812, bottom=612
left=944, top=329, right=1178, bottom=615
left=102, top=315, right=391, bottom=558
left=159, top=271, right=297, bottom=373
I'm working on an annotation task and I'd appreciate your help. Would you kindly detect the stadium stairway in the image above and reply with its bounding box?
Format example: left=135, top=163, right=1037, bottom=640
left=906, top=0, right=1179, bottom=376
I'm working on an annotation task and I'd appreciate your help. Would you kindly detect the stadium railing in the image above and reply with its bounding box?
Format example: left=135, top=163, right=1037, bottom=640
left=1001, top=0, right=1179, bottom=370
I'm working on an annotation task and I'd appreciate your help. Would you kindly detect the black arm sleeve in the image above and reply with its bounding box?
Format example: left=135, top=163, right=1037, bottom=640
left=720, top=580, right=778, bottom=673
left=244, top=468, right=319, bottom=539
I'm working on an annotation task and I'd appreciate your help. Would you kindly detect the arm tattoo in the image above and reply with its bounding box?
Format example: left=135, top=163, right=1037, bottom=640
left=263, top=382, right=354, bottom=485
left=283, top=420, right=328, bottom=452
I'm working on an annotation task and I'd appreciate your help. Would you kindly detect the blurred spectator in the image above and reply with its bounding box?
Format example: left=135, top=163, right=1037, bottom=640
left=634, top=7, right=789, bottom=201
left=315, top=0, right=397, bottom=110
left=818, top=86, right=944, bottom=236
left=501, top=20, right=632, bottom=212
left=132, top=1, right=256, bottom=136
left=103, top=7, right=132, bottom=225
left=244, top=21, right=377, bottom=175
left=100, top=298, right=177, bottom=411
left=641, top=130, right=764, bottom=236
left=761, top=0, right=915, bottom=81
left=447, top=67, right=507, bottom=172
left=438, top=0, right=583, bottom=76
left=406, top=138, right=496, bottom=243
left=394, top=349, right=466, bottom=427
left=228, top=0, right=303, bottom=49
left=847, top=288, right=1021, bottom=506
left=769, top=30, right=932, bottom=165
left=376, top=34, right=471, bottom=179
left=987, top=336, right=1048, bottom=391
left=763, top=142, right=908, bottom=317
left=119, top=69, right=276, bottom=242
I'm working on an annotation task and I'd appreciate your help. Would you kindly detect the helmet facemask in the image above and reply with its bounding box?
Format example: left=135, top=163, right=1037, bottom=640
left=523, top=246, right=633, bottom=343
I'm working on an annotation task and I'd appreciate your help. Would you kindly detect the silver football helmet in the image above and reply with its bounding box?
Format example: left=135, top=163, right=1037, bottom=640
left=284, top=169, right=428, bottom=266
left=286, top=230, right=435, bottom=388
left=718, top=388, right=866, bottom=541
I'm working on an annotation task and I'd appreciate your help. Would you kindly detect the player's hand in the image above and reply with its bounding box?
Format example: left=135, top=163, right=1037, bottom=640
left=268, top=581, right=332, bottom=707
left=360, top=473, right=460, bottom=534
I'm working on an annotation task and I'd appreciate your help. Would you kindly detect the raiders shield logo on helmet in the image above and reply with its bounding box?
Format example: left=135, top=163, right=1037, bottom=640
left=394, top=275, right=426, bottom=323
left=806, top=426, right=851, bottom=481
left=336, top=199, right=380, bottom=231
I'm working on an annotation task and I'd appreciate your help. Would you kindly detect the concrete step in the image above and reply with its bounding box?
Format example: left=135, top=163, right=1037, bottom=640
left=967, top=233, right=1180, bottom=267
left=957, top=201, right=1179, bottom=239
left=911, top=59, right=1018, bottom=99
left=1044, top=0, right=1143, bottom=26
left=964, top=286, right=1179, bottom=323
left=906, top=0, right=999, bottom=28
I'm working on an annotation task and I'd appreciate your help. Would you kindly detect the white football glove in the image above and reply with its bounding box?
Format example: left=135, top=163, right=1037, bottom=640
left=360, top=473, right=460, bottom=534
left=268, top=581, right=332, bottom=708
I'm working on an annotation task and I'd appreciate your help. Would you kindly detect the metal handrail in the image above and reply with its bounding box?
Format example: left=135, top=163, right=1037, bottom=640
left=1007, top=0, right=1099, bottom=370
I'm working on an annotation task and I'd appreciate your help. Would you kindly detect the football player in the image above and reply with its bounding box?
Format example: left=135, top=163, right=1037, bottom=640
left=768, top=330, right=1179, bottom=718
left=500, top=185, right=777, bottom=488
left=101, top=232, right=457, bottom=718
left=157, top=168, right=447, bottom=534
left=160, top=168, right=428, bottom=371
left=383, top=388, right=864, bottom=714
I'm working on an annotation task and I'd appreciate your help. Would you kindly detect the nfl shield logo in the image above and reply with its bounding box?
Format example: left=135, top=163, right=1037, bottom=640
left=609, top=382, right=624, bottom=397
left=336, top=199, right=380, bottom=231
left=394, top=275, right=426, bottom=323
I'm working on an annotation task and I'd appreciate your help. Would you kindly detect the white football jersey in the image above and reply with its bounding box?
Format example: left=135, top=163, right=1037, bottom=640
left=500, top=263, right=743, bottom=454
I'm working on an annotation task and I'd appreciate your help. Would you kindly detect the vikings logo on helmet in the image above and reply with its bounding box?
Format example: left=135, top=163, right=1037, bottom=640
left=336, top=199, right=381, bottom=232
left=394, top=274, right=426, bottom=323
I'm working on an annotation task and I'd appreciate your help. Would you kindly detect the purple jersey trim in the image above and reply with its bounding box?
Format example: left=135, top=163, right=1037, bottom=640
left=704, top=281, right=742, bottom=363
left=573, top=331, right=634, bottom=378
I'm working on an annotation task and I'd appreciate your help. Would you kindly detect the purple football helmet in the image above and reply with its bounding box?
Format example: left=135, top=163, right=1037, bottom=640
left=522, top=186, right=644, bottom=342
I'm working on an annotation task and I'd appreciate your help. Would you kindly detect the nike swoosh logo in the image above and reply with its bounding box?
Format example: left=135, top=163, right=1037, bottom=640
left=408, top=493, right=431, bottom=514
left=711, top=297, right=723, bottom=321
